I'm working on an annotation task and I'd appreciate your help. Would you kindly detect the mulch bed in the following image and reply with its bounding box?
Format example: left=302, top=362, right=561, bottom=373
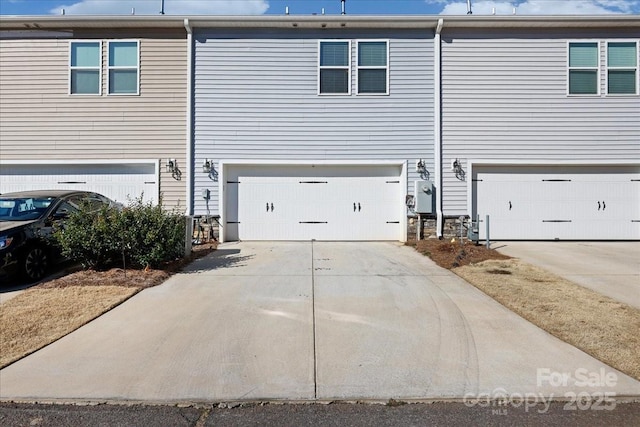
left=409, top=238, right=510, bottom=269
left=37, top=242, right=218, bottom=290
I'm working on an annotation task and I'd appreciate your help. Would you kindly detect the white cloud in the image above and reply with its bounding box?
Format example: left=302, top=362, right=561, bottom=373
left=430, top=0, right=640, bottom=15
left=51, top=0, right=270, bottom=15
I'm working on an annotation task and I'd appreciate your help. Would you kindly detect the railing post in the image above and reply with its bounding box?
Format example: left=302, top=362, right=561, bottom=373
left=485, top=215, right=490, bottom=249
left=185, top=215, right=193, bottom=256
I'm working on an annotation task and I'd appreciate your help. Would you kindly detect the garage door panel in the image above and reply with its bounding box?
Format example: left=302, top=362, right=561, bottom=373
left=0, top=163, right=157, bottom=205
left=475, top=166, right=640, bottom=240
left=231, top=167, right=404, bottom=241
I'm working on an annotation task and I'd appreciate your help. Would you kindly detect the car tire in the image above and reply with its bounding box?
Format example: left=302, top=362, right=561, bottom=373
left=21, top=246, right=49, bottom=282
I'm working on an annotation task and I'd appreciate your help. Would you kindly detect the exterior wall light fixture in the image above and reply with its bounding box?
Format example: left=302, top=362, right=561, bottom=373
left=165, top=158, right=181, bottom=180
left=202, top=159, right=212, bottom=173
left=166, top=159, right=176, bottom=173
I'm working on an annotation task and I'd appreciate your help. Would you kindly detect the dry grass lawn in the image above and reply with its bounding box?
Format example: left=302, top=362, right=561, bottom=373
left=0, top=286, right=138, bottom=368
left=412, top=239, right=640, bottom=381
left=0, top=242, right=217, bottom=369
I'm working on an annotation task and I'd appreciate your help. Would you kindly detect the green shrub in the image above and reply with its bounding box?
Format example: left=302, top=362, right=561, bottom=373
left=55, top=196, right=185, bottom=270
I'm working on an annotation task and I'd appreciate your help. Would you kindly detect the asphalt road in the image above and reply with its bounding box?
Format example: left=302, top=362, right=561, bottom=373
left=1, top=401, right=639, bottom=426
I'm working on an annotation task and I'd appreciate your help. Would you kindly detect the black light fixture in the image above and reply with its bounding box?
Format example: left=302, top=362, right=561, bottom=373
left=202, top=159, right=212, bottom=173
left=166, top=158, right=176, bottom=173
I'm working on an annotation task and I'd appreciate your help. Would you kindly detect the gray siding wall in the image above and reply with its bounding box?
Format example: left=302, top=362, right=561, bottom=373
left=441, top=28, right=640, bottom=215
left=193, top=29, right=434, bottom=215
left=0, top=30, right=188, bottom=209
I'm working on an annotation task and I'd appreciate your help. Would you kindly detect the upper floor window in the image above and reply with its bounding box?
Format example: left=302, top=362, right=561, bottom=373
left=319, top=41, right=350, bottom=95
left=108, top=41, right=139, bottom=95
left=568, top=42, right=599, bottom=95
left=69, top=41, right=101, bottom=95
left=607, top=42, right=638, bottom=95
left=357, top=41, right=389, bottom=94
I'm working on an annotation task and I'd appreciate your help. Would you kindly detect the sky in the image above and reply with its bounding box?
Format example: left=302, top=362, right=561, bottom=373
left=0, top=0, right=639, bottom=16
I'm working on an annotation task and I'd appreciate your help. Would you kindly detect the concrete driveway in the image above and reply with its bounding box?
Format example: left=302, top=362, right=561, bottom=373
left=496, top=242, right=640, bottom=310
left=1, top=242, right=638, bottom=402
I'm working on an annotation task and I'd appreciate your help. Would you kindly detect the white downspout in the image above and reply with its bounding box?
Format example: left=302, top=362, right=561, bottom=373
left=434, top=18, right=444, bottom=238
left=184, top=18, right=193, bottom=216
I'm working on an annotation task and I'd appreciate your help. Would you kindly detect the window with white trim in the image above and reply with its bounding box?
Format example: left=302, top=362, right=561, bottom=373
left=69, top=41, right=101, bottom=95
left=607, top=41, right=638, bottom=95
left=568, top=42, right=599, bottom=95
left=319, top=41, right=350, bottom=94
left=108, top=41, right=139, bottom=95
left=357, top=41, right=388, bottom=94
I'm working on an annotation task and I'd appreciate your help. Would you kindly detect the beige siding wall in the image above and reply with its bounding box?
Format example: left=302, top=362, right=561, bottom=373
left=0, top=30, right=187, bottom=209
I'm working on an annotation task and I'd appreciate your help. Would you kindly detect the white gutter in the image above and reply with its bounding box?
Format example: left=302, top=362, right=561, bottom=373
left=1, top=15, right=638, bottom=31
left=434, top=18, right=444, bottom=239
left=184, top=18, right=193, bottom=216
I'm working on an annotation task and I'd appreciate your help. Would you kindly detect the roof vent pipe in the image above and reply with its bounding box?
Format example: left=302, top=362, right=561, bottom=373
left=492, top=7, right=496, bottom=15
left=61, top=8, right=65, bottom=15
left=467, top=0, right=472, bottom=15
left=513, top=7, right=517, bottom=14
left=341, top=0, right=346, bottom=15
left=160, top=0, right=165, bottom=15
left=285, top=6, right=289, bottom=15
left=131, top=8, right=135, bottom=15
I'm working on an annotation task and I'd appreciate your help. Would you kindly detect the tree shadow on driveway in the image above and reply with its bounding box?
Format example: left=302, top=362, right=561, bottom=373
left=180, top=249, right=254, bottom=274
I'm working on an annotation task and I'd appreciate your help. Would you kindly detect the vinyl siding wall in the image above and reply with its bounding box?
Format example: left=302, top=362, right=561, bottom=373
left=193, top=29, right=434, bottom=215
left=0, top=30, right=188, bottom=208
left=440, top=28, right=640, bottom=215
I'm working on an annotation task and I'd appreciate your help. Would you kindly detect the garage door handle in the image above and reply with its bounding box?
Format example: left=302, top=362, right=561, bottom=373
left=358, top=203, right=361, bottom=212
left=509, top=201, right=512, bottom=210
left=354, top=203, right=356, bottom=212
left=271, top=203, right=274, bottom=212
left=266, top=203, right=274, bottom=212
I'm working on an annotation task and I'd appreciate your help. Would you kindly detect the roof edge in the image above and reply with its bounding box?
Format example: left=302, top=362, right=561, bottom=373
left=0, top=14, right=638, bottom=31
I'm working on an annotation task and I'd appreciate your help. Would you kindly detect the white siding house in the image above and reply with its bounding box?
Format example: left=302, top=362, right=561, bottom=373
left=1, top=15, right=637, bottom=241
left=191, top=22, right=436, bottom=241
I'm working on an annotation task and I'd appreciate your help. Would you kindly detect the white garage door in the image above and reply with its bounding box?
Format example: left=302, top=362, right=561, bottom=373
left=0, top=162, right=158, bottom=205
left=225, top=165, right=405, bottom=241
left=474, top=165, right=640, bottom=240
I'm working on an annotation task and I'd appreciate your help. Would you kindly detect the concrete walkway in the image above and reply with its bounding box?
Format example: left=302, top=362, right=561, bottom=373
left=1, top=242, right=638, bottom=403
left=496, top=242, right=640, bottom=310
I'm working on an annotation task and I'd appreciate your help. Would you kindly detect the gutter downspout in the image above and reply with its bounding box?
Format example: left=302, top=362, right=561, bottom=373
left=184, top=18, right=194, bottom=217
left=434, top=18, right=444, bottom=238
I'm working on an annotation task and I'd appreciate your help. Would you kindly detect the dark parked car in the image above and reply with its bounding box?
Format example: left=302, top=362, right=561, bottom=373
left=0, top=190, right=119, bottom=283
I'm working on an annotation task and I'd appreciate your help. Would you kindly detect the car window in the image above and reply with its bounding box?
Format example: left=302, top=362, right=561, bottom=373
left=0, top=198, right=53, bottom=221
left=52, top=201, right=77, bottom=218
left=67, top=194, right=111, bottom=212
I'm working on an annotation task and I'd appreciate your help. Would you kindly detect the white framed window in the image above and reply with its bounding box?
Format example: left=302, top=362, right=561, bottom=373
left=107, top=40, right=139, bottom=95
left=357, top=40, right=389, bottom=95
left=318, top=40, right=351, bottom=95
left=607, top=41, right=638, bottom=95
left=567, top=41, right=599, bottom=95
left=69, top=41, right=101, bottom=95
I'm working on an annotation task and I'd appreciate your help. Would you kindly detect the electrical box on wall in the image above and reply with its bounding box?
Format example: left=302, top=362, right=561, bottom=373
left=414, top=180, right=434, bottom=214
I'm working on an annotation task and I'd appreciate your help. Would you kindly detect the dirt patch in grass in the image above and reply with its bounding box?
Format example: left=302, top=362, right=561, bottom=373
left=0, top=242, right=217, bottom=369
left=412, top=239, right=640, bottom=381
